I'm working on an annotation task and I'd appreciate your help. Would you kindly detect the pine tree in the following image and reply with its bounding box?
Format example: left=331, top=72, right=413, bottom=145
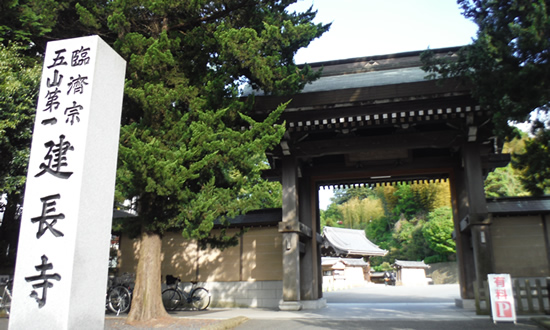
left=1, top=0, right=330, bottom=323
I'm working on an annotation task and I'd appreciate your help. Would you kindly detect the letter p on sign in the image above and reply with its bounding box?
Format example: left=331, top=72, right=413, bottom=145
left=496, top=301, right=513, bottom=318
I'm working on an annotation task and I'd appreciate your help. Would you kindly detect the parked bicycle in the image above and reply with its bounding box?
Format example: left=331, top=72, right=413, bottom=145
left=162, top=275, right=210, bottom=311
left=106, top=273, right=134, bottom=315
left=0, top=277, right=12, bottom=317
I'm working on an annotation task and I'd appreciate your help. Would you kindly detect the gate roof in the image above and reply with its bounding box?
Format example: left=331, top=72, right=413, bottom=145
left=249, top=47, right=508, bottom=186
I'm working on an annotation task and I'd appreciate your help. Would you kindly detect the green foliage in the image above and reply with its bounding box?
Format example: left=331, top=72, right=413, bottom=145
left=422, top=207, right=456, bottom=258
left=392, top=185, right=422, bottom=220
left=0, top=0, right=71, bottom=51
left=389, top=183, right=450, bottom=222
left=35, top=0, right=329, bottom=245
left=373, top=261, right=393, bottom=272
left=485, top=131, right=533, bottom=197
left=366, top=217, right=393, bottom=245
left=485, top=165, right=530, bottom=197
left=391, top=217, right=431, bottom=262
left=320, top=203, right=343, bottom=229
left=1, top=1, right=329, bottom=253
left=331, top=186, right=374, bottom=205
left=513, top=126, right=550, bottom=195
left=338, top=197, right=385, bottom=230
left=116, top=102, right=287, bottom=240
left=325, top=182, right=454, bottom=266
left=0, top=43, right=40, bottom=195
left=0, top=42, right=41, bottom=269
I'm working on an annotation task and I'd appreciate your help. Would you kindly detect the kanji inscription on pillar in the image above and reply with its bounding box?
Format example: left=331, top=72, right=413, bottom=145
left=10, top=35, right=126, bottom=330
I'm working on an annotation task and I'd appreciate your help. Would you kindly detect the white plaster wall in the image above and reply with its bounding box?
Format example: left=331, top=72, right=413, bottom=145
left=400, top=268, right=429, bottom=286
left=163, top=280, right=283, bottom=308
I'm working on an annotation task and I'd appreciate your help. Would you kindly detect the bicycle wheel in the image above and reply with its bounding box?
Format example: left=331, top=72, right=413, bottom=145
left=191, top=287, right=210, bottom=310
left=107, top=286, right=131, bottom=315
left=1, top=282, right=11, bottom=317
left=162, top=288, right=182, bottom=311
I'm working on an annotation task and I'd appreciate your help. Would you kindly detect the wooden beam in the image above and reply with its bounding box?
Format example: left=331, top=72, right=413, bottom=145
left=278, top=220, right=313, bottom=238
left=291, top=130, right=464, bottom=157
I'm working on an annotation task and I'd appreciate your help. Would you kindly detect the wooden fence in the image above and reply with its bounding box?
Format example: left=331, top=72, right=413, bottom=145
left=475, top=277, right=549, bottom=315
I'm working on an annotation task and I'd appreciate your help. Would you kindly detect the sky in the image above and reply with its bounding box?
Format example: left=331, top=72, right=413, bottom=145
left=287, top=0, right=479, bottom=209
left=290, top=0, right=478, bottom=64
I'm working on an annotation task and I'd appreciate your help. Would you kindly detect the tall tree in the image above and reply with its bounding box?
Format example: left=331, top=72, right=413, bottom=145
left=421, top=0, right=550, bottom=194
left=1, top=0, right=329, bottom=323
left=91, top=1, right=329, bottom=323
left=331, top=186, right=374, bottom=205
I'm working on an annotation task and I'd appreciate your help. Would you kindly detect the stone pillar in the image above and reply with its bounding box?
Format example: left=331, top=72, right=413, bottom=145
left=9, top=36, right=125, bottom=329
left=279, top=157, right=301, bottom=310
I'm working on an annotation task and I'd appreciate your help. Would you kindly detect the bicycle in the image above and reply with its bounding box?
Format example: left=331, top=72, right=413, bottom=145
left=0, top=277, right=12, bottom=317
left=106, top=273, right=134, bottom=315
left=162, top=275, right=210, bottom=311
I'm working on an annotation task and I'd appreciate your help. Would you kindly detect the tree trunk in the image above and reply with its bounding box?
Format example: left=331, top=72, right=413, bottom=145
left=0, top=193, right=21, bottom=273
left=126, top=230, right=171, bottom=324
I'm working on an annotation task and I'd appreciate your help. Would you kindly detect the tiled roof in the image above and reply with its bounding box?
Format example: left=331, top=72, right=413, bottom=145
left=298, top=67, right=427, bottom=94
left=322, top=226, right=387, bottom=257
left=487, top=197, right=550, bottom=215
left=393, top=259, right=430, bottom=269
left=322, top=257, right=368, bottom=267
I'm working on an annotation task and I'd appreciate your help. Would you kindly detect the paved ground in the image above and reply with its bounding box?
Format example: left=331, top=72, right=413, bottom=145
left=2, top=284, right=549, bottom=329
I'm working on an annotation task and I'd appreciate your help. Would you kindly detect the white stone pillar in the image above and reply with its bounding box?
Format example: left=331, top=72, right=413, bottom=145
left=9, top=35, right=126, bottom=330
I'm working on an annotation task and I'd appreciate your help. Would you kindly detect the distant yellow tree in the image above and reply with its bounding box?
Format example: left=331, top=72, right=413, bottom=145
left=410, top=181, right=451, bottom=211
left=339, top=197, right=385, bottom=229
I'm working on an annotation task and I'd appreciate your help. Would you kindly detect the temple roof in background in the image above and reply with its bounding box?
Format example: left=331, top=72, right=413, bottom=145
left=322, top=226, right=387, bottom=258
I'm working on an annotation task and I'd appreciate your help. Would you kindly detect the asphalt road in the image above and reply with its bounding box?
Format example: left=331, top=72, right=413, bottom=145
left=234, top=284, right=543, bottom=330
left=1, top=284, right=546, bottom=329
left=235, top=319, right=541, bottom=330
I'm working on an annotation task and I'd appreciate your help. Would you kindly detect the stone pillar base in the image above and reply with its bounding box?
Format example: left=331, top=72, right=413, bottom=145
left=279, top=301, right=302, bottom=311
left=455, top=298, right=476, bottom=310
left=301, top=298, right=327, bottom=310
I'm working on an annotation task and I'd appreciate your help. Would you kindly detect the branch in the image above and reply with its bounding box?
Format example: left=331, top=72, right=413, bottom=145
left=168, top=0, right=256, bottom=32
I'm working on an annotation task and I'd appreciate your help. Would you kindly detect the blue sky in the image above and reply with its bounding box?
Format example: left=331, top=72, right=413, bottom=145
left=290, top=0, right=478, bottom=64
left=288, top=1, right=479, bottom=209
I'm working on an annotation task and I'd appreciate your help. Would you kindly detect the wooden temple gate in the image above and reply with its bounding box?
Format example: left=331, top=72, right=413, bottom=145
left=248, top=47, right=509, bottom=310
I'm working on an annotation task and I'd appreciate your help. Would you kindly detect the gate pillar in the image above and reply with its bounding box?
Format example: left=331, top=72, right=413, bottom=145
left=298, top=170, right=325, bottom=308
left=279, top=156, right=302, bottom=310
left=450, top=167, right=476, bottom=299
left=463, top=143, right=494, bottom=285
left=452, top=143, right=495, bottom=300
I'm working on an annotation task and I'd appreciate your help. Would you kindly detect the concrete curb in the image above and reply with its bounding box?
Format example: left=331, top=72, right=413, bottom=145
left=200, top=316, right=249, bottom=330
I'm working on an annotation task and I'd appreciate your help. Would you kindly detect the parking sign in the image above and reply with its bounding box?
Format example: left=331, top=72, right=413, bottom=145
left=487, top=274, right=516, bottom=323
